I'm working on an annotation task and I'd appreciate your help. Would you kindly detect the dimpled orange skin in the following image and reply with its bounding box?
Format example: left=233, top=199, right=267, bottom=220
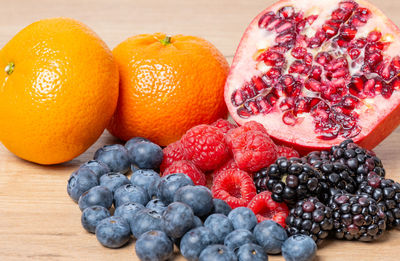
left=0, top=18, right=119, bottom=165
left=108, top=33, right=229, bottom=146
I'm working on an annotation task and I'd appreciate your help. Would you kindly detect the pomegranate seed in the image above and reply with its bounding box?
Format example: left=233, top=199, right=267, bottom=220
left=323, top=23, right=339, bottom=38
left=340, top=26, right=357, bottom=41
left=391, top=56, right=400, bottom=72
left=381, top=85, right=394, bottom=99
left=275, top=21, right=294, bottom=34
left=237, top=107, right=252, bottom=118
left=241, top=83, right=257, bottom=99
left=332, top=68, right=349, bottom=79
left=232, top=90, right=245, bottom=106
left=305, top=78, right=322, bottom=92
left=282, top=111, right=297, bottom=126
left=306, top=15, right=318, bottom=25
left=375, top=58, right=392, bottom=80
left=336, top=38, right=349, bottom=48
left=308, top=36, right=322, bottom=49
left=258, top=11, right=276, bottom=29
left=341, top=95, right=359, bottom=109
left=266, top=68, right=281, bottom=78
left=354, top=38, right=367, bottom=48
left=266, top=93, right=278, bottom=106
left=391, top=77, right=400, bottom=91
left=363, top=78, right=376, bottom=96
left=309, top=98, right=321, bottom=108
left=258, top=51, right=285, bottom=66
left=367, top=30, right=382, bottom=42
left=279, top=98, right=294, bottom=111
left=349, top=75, right=365, bottom=95
left=252, top=76, right=267, bottom=93
left=315, top=52, right=333, bottom=65
left=277, top=6, right=295, bottom=19
left=275, top=32, right=296, bottom=46
left=318, top=124, right=340, bottom=140
left=348, top=48, right=361, bottom=59
left=365, top=43, right=383, bottom=54
left=356, top=7, right=371, bottom=22
left=304, top=53, right=313, bottom=65
left=257, top=96, right=273, bottom=113
left=339, top=0, right=359, bottom=11
left=297, top=20, right=307, bottom=31
left=289, top=60, right=308, bottom=74
left=331, top=8, right=352, bottom=22
left=270, top=46, right=288, bottom=54
left=310, top=66, right=323, bottom=80
left=366, top=52, right=383, bottom=69
left=294, top=98, right=311, bottom=115
left=291, top=46, right=307, bottom=59
left=244, top=100, right=260, bottom=114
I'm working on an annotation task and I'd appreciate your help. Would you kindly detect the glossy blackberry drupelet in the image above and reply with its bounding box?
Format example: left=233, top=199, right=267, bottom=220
left=329, top=193, right=387, bottom=241
left=254, top=157, right=323, bottom=205
left=305, top=151, right=357, bottom=202
left=286, top=197, right=333, bottom=245
left=330, top=139, right=385, bottom=185
left=357, top=173, right=400, bottom=229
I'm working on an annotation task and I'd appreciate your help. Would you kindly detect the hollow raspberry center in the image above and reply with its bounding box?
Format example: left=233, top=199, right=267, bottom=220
left=231, top=0, right=400, bottom=140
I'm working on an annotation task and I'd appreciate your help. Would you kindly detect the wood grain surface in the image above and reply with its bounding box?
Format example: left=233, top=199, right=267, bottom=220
left=1, top=0, right=400, bottom=260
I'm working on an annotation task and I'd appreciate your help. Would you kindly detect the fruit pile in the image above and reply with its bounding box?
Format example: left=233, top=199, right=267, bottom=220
left=67, top=130, right=320, bottom=260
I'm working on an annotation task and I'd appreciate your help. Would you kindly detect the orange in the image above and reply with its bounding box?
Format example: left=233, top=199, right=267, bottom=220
left=108, top=33, right=229, bottom=146
left=0, top=18, right=119, bottom=165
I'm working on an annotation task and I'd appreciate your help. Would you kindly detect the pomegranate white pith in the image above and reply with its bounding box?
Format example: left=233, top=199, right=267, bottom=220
left=225, top=0, right=400, bottom=153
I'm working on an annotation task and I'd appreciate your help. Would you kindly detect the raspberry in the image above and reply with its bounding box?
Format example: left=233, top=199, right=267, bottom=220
left=211, top=169, right=256, bottom=209
left=160, top=141, right=186, bottom=172
left=276, top=146, right=300, bottom=158
left=162, top=160, right=206, bottom=186
left=231, top=131, right=277, bottom=172
left=210, top=119, right=237, bottom=134
left=226, top=121, right=268, bottom=148
left=181, top=125, right=230, bottom=171
left=247, top=191, right=289, bottom=228
left=211, top=159, right=239, bottom=181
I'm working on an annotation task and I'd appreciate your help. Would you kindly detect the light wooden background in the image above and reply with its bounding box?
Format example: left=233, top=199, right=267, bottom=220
left=1, top=0, right=400, bottom=260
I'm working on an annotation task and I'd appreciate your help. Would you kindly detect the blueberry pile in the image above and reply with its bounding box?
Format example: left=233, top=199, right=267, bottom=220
left=67, top=137, right=317, bottom=261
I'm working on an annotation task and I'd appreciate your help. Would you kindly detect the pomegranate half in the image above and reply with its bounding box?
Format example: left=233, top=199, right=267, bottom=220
left=225, top=0, right=400, bottom=153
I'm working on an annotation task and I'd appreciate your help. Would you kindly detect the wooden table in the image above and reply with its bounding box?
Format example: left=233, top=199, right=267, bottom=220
left=1, top=0, right=400, bottom=260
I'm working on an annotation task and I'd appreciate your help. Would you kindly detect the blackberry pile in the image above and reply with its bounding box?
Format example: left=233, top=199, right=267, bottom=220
left=254, top=139, right=400, bottom=243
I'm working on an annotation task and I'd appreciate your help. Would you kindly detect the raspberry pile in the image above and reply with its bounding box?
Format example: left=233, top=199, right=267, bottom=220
left=67, top=123, right=314, bottom=261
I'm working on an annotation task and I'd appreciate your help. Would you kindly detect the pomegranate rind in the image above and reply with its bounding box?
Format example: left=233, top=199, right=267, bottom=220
left=225, top=0, right=400, bottom=153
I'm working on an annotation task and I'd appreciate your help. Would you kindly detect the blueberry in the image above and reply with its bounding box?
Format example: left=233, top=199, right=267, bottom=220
left=228, top=207, right=257, bottom=231
left=199, top=245, right=237, bottom=261
left=282, top=235, right=317, bottom=261
left=135, top=230, right=173, bottom=261
left=126, top=140, right=163, bottom=169
left=114, top=202, right=145, bottom=222
left=79, top=160, right=110, bottom=180
left=67, top=168, right=98, bottom=202
left=193, top=216, right=203, bottom=227
left=148, top=178, right=161, bottom=199
left=236, top=243, right=268, bottom=261
left=253, top=220, right=287, bottom=254
left=81, top=205, right=111, bottom=233
left=114, top=183, right=149, bottom=208
left=146, top=198, right=167, bottom=215
left=174, top=185, right=213, bottom=217
left=158, top=173, right=194, bottom=204
left=130, top=208, right=163, bottom=238
left=212, top=199, right=232, bottom=216
left=162, top=202, right=194, bottom=239
left=95, top=216, right=131, bottom=248
left=224, top=229, right=256, bottom=252
left=94, top=144, right=130, bottom=173
left=99, top=172, right=130, bottom=194
left=125, top=137, right=150, bottom=147
left=130, top=169, right=161, bottom=197
left=180, top=227, right=218, bottom=261
left=204, top=214, right=234, bottom=244
left=78, top=186, right=113, bottom=211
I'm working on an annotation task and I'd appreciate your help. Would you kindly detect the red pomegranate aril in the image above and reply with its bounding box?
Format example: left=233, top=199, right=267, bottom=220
left=277, top=6, right=295, bottom=19
left=281, top=74, right=294, bottom=86
left=289, top=60, right=309, bottom=74
left=305, top=78, right=322, bottom=92
left=367, top=30, right=382, bottom=42
left=363, top=78, right=376, bottom=95
left=232, top=90, right=245, bottom=106
left=258, top=11, right=276, bottom=28
left=392, top=77, right=400, bottom=91
left=275, top=21, right=295, bottom=34
left=375, top=59, right=392, bottom=80
left=257, top=96, right=273, bottom=113
left=306, top=15, right=318, bottom=25
left=276, top=32, right=296, bottom=46
left=381, top=85, right=394, bottom=99
left=366, top=52, right=383, bottom=69
left=266, top=68, right=281, bottom=79
left=356, top=7, right=371, bottom=21
left=237, top=107, right=252, bottom=118
left=282, top=110, right=297, bottom=126
left=331, top=8, right=352, bottom=22
left=280, top=98, right=294, bottom=111
left=266, top=18, right=282, bottom=31
left=336, top=37, right=350, bottom=48
left=315, top=52, right=333, bottom=66
left=242, top=83, right=257, bottom=99
left=348, top=48, right=361, bottom=59
left=323, top=23, right=339, bottom=38
left=266, top=93, right=278, bottom=106
left=304, top=53, right=313, bottom=65
left=332, top=68, right=349, bottom=78
left=340, top=26, right=357, bottom=41
left=245, top=100, right=260, bottom=114
left=294, top=98, right=311, bottom=115
left=291, top=46, right=307, bottom=59
left=341, top=95, right=359, bottom=109
left=308, top=36, right=323, bottom=49
left=252, top=76, right=268, bottom=92
left=349, top=75, right=365, bottom=95
left=310, top=66, right=323, bottom=80
left=259, top=51, right=285, bottom=67
left=339, top=0, right=359, bottom=11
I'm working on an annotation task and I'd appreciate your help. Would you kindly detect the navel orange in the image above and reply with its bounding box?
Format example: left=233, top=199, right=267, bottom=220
left=0, top=18, right=119, bottom=165
left=108, top=33, right=229, bottom=146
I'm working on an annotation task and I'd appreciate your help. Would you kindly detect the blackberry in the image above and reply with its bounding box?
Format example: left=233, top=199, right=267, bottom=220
left=286, top=197, right=333, bottom=245
left=305, top=151, right=357, bottom=202
left=329, top=193, right=386, bottom=241
left=254, top=157, right=323, bottom=205
left=357, top=173, right=400, bottom=229
left=330, top=139, right=385, bottom=185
